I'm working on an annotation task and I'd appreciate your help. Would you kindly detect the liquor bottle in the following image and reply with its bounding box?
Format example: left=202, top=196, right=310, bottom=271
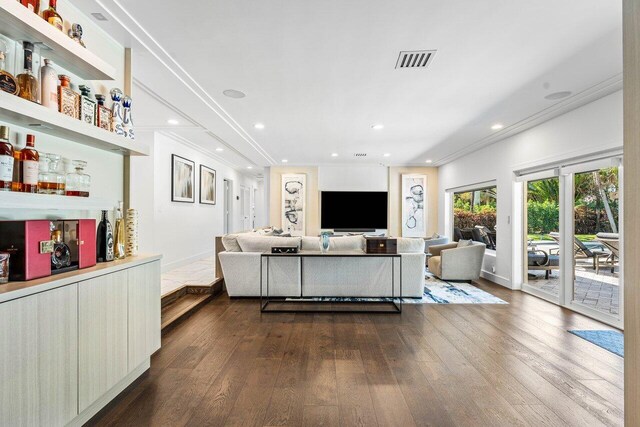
left=0, top=126, right=13, bottom=191
left=95, top=94, right=112, bottom=131
left=79, top=85, right=96, bottom=125
left=19, top=0, right=40, bottom=14
left=38, top=152, right=65, bottom=194
left=16, top=42, right=39, bottom=103
left=11, top=138, right=21, bottom=192
left=42, top=0, right=63, bottom=31
left=110, top=88, right=124, bottom=136
left=58, top=75, right=79, bottom=119
left=0, top=41, right=19, bottom=96
left=65, top=159, right=90, bottom=197
left=40, top=59, right=58, bottom=111
left=51, top=229, right=71, bottom=270
left=122, top=95, right=134, bottom=140
left=20, top=134, right=39, bottom=193
left=113, top=202, right=126, bottom=260
left=96, top=210, right=114, bottom=263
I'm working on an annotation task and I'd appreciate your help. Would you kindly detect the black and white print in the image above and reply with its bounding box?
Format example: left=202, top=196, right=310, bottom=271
left=282, top=174, right=306, bottom=236
left=171, top=154, right=195, bottom=203
left=402, top=174, right=427, bottom=237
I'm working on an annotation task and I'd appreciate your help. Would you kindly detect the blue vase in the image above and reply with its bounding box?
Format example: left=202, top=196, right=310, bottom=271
left=320, top=233, right=330, bottom=253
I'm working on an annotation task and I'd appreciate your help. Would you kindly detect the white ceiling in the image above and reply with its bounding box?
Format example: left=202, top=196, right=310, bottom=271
left=77, top=0, right=622, bottom=172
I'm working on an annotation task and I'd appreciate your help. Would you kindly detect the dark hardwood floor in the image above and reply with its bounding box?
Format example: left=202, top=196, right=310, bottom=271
left=91, top=279, right=623, bottom=426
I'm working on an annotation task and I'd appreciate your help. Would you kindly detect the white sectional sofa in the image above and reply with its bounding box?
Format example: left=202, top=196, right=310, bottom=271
left=218, top=232, right=426, bottom=298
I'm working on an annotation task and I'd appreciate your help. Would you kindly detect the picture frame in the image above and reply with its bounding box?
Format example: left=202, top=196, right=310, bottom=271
left=171, top=154, right=195, bottom=203
left=401, top=174, right=427, bottom=237
left=199, top=165, right=217, bottom=205
left=282, top=173, right=306, bottom=236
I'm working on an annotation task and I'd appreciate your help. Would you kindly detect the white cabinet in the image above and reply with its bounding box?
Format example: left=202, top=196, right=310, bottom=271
left=127, top=260, right=161, bottom=369
left=0, top=284, right=78, bottom=426
left=78, top=270, right=129, bottom=412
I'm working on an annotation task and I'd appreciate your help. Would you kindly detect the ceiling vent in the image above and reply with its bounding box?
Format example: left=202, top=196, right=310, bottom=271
left=353, top=153, right=367, bottom=157
left=395, top=50, right=436, bottom=69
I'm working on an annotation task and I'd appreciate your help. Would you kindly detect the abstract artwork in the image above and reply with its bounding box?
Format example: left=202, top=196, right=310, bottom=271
left=199, top=165, right=216, bottom=205
left=402, top=174, right=427, bottom=237
left=171, top=154, right=195, bottom=203
left=282, top=174, right=306, bottom=236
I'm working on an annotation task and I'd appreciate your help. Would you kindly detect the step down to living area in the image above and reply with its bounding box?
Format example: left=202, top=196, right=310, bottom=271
left=161, top=278, right=224, bottom=331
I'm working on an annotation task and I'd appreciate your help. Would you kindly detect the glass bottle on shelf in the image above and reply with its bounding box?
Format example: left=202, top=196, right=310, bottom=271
left=17, top=41, right=39, bottom=103
left=79, top=85, right=96, bottom=125
left=95, top=94, right=112, bottom=132
left=0, top=40, right=19, bottom=96
left=96, top=210, right=114, bottom=263
left=20, top=134, right=39, bottom=193
left=0, top=126, right=13, bottom=191
left=11, top=135, right=22, bottom=192
left=58, top=75, right=79, bottom=119
left=42, top=0, right=63, bottom=31
left=114, top=202, right=126, bottom=260
left=65, top=159, right=90, bottom=197
left=19, top=0, right=40, bottom=14
left=40, top=59, right=58, bottom=111
left=38, top=153, right=65, bottom=195
left=51, top=228, right=71, bottom=270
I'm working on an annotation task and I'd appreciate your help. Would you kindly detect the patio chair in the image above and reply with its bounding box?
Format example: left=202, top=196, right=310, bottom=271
left=549, top=232, right=610, bottom=273
left=596, top=232, right=619, bottom=273
left=527, top=249, right=560, bottom=280
left=472, top=226, right=496, bottom=250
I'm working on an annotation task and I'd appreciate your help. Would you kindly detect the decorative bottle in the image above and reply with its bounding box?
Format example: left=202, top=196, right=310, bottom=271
left=16, top=42, right=39, bottom=103
left=19, top=0, right=40, bottom=14
left=38, top=152, right=65, bottom=194
left=0, top=41, right=19, bottom=96
left=319, top=232, right=331, bottom=253
left=65, top=159, right=89, bottom=197
left=95, top=94, right=112, bottom=131
left=79, top=85, right=96, bottom=125
left=122, top=95, right=134, bottom=139
left=96, top=210, right=114, bottom=263
left=40, top=59, right=58, bottom=111
left=42, top=0, right=63, bottom=31
left=110, top=88, right=124, bottom=136
left=11, top=136, right=22, bottom=192
left=58, top=75, right=79, bottom=119
left=0, top=126, right=13, bottom=191
left=114, top=202, right=126, bottom=260
left=51, top=229, right=71, bottom=271
left=20, top=134, right=39, bottom=193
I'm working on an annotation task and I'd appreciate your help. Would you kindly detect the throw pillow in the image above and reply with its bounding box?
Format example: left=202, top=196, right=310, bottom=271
left=457, top=239, right=473, bottom=248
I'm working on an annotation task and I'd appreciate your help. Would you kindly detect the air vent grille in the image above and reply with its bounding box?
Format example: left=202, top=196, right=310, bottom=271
left=353, top=153, right=367, bottom=157
left=395, top=50, right=436, bottom=69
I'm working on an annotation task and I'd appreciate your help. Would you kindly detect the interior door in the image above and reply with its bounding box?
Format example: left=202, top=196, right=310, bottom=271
left=240, top=185, right=250, bottom=231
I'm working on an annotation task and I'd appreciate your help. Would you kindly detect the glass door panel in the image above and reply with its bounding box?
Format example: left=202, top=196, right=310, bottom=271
left=524, top=177, right=561, bottom=299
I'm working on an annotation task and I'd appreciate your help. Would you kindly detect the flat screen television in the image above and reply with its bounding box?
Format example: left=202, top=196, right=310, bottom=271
left=320, top=191, right=388, bottom=230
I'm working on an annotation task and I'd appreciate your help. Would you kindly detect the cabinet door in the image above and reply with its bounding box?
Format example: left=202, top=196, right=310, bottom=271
left=128, top=260, right=161, bottom=370
left=78, top=270, right=128, bottom=412
left=0, top=284, right=78, bottom=426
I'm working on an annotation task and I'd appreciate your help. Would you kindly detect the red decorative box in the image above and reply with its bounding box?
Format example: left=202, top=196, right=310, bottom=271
left=0, top=220, right=52, bottom=281
left=52, top=219, right=97, bottom=270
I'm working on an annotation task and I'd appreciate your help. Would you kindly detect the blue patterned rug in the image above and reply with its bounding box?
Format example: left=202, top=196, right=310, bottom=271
left=569, top=330, right=624, bottom=357
left=286, top=274, right=507, bottom=305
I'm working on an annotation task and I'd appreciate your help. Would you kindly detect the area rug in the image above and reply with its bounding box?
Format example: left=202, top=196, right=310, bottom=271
left=286, top=274, right=507, bottom=305
left=568, top=330, right=624, bottom=357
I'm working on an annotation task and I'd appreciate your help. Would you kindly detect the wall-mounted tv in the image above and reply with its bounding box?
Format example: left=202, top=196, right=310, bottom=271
left=320, top=191, right=388, bottom=230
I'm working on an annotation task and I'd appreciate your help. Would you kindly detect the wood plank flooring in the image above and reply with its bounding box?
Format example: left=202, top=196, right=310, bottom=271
left=90, top=279, right=623, bottom=426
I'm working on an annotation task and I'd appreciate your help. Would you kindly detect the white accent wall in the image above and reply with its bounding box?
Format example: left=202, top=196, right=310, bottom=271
left=318, top=165, right=388, bottom=191
left=438, top=90, right=623, bottom=288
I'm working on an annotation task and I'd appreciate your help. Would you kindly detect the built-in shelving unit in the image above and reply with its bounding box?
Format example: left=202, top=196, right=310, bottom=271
left=0, top=92, right=149, bottom=155
left=0, top=0, right=116, bottom=80
left=0, top=191, right=113, bottom=210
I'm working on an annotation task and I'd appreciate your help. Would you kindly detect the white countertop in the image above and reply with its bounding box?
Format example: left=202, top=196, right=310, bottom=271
left=0, top=254, right=162, bottom=304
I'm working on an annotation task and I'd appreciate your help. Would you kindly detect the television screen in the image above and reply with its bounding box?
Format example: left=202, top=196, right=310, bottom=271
left=320, top=191, right=388, bottom=230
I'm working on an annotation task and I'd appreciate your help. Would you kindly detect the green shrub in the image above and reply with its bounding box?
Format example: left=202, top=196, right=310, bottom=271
left=454, top=208, right=496, bottom=230
left=527, top=201, right=559, bottom=234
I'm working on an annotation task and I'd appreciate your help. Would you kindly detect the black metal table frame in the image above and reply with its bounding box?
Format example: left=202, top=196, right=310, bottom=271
left=260, top=252, right=402, bottom=313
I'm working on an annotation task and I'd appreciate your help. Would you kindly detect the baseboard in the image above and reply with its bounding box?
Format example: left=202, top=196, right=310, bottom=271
left=161, top=251, right=214, bottom=273
left=69, top=358, right=151, bottom=427
left=480, top=270, right=512, bottom=289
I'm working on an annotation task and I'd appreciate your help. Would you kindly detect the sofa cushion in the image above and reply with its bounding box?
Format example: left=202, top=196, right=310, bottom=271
left=457, top=239, right=473, bottom=248
left=221, top=233, right=243, bottom=252
left=397, top=238, right=425, bottom=254
left=330, top=235, right=365, bottom=252
left=301, top=236, right=320, bottom=251
left=236, top=235, right=301, bottom=253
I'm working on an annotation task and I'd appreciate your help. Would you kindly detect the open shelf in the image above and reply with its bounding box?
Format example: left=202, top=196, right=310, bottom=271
left=0, top=0, right=116, bottom=80
left=0, top=91, right=149, bottom=156
left=0, top=191, right=114, bottom=210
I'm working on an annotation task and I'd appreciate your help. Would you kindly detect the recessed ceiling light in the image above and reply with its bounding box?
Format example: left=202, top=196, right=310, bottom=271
left=331, top=153, right=339, bottom=157
left=544, top=91, right=572, bottom=100
left=91, top=12, right=108, bottom=21
left=281, top=159, right=288, bottom=163
left=247, top=166, right=253, bottom=169
left=223, top=89, right=246, bottom=99
left=215, top=148, right=224, bottom=152
left=491, top=123, right=504, bottom=131
left=372, top=124, right=384, bottom=130
left=425, top=159, right=433, bottom=164
left=254, top=123, right=265, bottom=130
left=167, top=119, right=179, bottom=125
left=383, top=153, right=391, bottom=157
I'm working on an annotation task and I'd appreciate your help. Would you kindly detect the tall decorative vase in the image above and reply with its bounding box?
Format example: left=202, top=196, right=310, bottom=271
left=319, top=232, right=330, bottom=253
left=125, top=208, right=138, bottom=257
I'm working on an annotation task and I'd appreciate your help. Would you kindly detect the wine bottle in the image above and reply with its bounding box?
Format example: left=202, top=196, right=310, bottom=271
left=96, top=210, right=114, bottom=263
left=114, top=202, right=126, bottom=260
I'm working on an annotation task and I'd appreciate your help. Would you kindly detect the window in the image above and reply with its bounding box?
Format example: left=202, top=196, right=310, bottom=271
left=453, top=186, right=497, bottom=249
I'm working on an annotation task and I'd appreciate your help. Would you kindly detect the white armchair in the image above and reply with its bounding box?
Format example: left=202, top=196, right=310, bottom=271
left=427, top=242, right=486, bottom=281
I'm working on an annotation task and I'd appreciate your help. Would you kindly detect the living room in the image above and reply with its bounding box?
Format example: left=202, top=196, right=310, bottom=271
left=0, top=0, right=638, bottom=426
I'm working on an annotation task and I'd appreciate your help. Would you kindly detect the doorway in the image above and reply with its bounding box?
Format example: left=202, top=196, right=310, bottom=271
left=223, top=179, right=231, bottom=234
